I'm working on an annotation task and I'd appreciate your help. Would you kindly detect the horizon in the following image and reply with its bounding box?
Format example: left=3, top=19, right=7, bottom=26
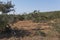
left=1, top=0, right=60, bottom=14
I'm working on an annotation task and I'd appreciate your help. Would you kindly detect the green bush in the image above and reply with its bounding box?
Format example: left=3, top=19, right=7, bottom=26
left=53, top=23, right=60, bottom=33
left=35, top=30, right=46, bottom=37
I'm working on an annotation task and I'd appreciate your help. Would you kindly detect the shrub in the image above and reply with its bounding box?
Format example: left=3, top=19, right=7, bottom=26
left=35, top=30, right=46, bottom=37
left=53, top=23, right=60, bottom=33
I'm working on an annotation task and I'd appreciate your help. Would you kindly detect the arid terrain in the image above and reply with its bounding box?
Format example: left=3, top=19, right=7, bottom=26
left=0, top=1, right=60, bottom=40
left=0, top=20, right=60, bottom=40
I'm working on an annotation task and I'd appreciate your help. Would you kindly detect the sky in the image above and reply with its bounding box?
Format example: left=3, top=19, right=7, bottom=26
left=1, top=0, right=60, bottom=14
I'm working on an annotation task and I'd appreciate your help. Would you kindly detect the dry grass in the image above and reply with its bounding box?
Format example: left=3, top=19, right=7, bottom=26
left=0, top=20, right=60, bottom=40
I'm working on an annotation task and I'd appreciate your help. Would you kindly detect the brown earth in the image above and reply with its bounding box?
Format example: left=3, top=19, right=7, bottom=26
left=11, top=20, right=50, bottom=30
left=0, top=20, right=60, bottom=40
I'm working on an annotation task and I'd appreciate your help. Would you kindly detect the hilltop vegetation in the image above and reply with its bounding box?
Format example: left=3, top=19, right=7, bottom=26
left=0, top=10, right=60, bottom=30
left=0, top=10, right=60, bottom=40
left=0, top=1, right=60, bottom=40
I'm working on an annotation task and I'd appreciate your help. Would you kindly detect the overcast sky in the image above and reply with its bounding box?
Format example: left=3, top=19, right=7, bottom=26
left=1, top=0, right=60, bottom=14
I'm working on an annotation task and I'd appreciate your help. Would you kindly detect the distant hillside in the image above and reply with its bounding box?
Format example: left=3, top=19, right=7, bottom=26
left=0, top=11, right=60, bottom=23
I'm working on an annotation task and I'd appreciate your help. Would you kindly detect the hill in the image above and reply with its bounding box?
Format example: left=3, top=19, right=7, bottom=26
left=0, top=11, right=60, bottom=40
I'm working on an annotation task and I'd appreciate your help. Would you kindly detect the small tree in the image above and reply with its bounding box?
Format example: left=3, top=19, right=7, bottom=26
left=0, top=1, right=15, bottom=31
left=0, top=1, right=14, bottom=13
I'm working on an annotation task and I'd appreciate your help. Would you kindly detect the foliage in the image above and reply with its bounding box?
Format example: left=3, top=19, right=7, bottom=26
left=52, top=23, right=60, bottom=33
left=0, top=9, right=60, bottom=32
left=0, top=1, right=14, bottom=13
left=0, top=1, right=15, bottom=31
left=35, top=30, right=46, bottom=37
